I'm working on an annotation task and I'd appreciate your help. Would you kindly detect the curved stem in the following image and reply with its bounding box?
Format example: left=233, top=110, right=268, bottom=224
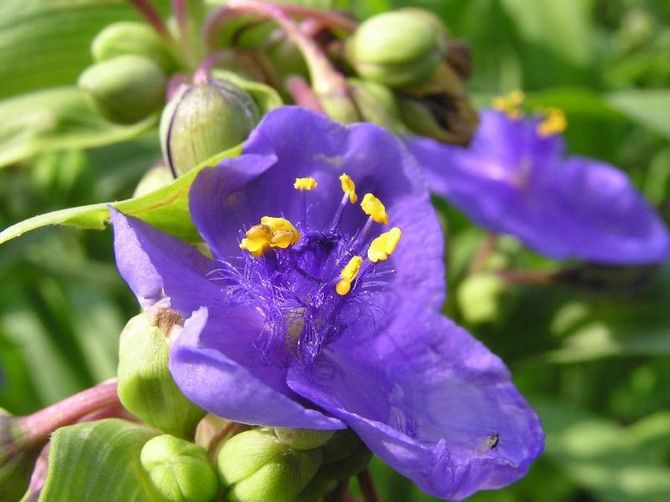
left=19, top=379, right=119, bottom=448
left=127, top=0, right=172, bottom=39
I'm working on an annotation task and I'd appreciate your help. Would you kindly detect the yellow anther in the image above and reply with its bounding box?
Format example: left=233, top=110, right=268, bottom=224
left=367, top=227, right=402, bottom=263
left=336, top=256, right=363, bottom=296
left=361, top=193, right=389, bottom=224
left=339, top=173, right=358, bottom=203
left=492, top=90, right=525, bottom=119
left=537, top=107, right=567, bottom=137
left=294, top=177, right=318, bottom=191
left=240, top=217, right=300, bottom=256
left=239, top=224, right=272, bottom=257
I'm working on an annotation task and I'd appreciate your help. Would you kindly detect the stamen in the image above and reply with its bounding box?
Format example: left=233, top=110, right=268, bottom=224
left=361, top=193, right=389, bottom=224
left=367, top=227, right=402, bottom=262
left=336, top=255, right=363, bottom=296
left=240, top=217, right=301, bottom=256
left=339, top=173, right=358, bottom=203
left=537, top=108, right=567, bottom=137
left=294, top=177, right=318, bottom=191
left=239, top=224, right=272, bottom=257
left=492, top=90, right=524, bottom=119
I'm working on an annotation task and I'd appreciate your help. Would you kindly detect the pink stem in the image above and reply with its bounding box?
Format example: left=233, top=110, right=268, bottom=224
left=204, top=0, right=355, bottom=47
left=205, top=0, right=349, bottom=99
left=127, top=0, right=172, bottom=39
left=286, top=76, right=324, bottom=111
left=19, top=380, right=119, bottom=447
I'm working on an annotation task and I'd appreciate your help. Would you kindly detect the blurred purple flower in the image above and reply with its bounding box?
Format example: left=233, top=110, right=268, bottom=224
left=407, top=109, right=670, bottom=264
left=111, top=106, right=543, bottom=500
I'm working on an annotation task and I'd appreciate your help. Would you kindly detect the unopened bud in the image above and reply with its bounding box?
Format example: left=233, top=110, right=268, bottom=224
left=117, top=312, right=205, bottom=438
left=348, top=10, right=446, bottom=88
left=91, top=22, right=177, bottom=72
left=217, top=429, right=322, bottom=502
left=160, top=77, right=260, bottom=176
left=78, top=55, right=167, bottom=124
left=141, top=434, right=218, bottom=502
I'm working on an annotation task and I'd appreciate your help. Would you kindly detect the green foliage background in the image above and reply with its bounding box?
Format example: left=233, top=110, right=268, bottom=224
left=1, top=0, right=670, bottom=500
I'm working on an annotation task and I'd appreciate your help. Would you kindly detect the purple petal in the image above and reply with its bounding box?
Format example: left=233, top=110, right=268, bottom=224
left=170, top=307, right=345, bottom=429
left=190, top=106, right=446, bottom=310
left=110, top=209, right=223, bottom=312
left=287, top=314, right=544, bottom=500
left=407, top=110, right=670, bottom=264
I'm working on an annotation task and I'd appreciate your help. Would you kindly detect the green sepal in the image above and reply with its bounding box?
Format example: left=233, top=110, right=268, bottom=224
left=39, top=419, right=161, bottom=502
left=117, top=313, right=205, bottom=439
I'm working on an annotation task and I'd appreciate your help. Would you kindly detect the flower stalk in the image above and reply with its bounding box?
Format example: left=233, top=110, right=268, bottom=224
left=17, top=379, right=119, bottom=448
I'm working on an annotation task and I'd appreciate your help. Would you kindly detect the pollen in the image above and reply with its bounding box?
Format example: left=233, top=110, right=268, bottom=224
left=361, top=193, right=389, bottom=224
left=493, top=90, right=524, bottom=119
left=336, top=255, right=363, bottom=296
left=367, top=227, right=402, bottom=262
left=339, top=173, right=358, bottom=203
left=240, top=217, right=301, bottom=256
left=294, top=177, right=318, bottom=191
left=537, top=107, right=567, bottom=137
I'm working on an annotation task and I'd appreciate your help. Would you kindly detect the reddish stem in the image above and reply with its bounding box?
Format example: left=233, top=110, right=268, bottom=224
left=357, top=469, right=380, bottom=502
left=286, top=76, right=325, bottom=112
left=19, top=380, right=119, bottom=447
left=203, top=0, right=350, bottom=95
left=127, top=0, right=172, bottom=39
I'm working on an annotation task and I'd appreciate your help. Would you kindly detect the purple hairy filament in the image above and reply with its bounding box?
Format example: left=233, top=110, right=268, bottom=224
left=208, top=174, right=402, bottom=366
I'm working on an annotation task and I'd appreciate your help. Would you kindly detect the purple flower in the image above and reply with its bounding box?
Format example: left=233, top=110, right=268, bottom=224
left=407, top=109, right=670, bottom=264
left=111, top=106, right=543, bottom=500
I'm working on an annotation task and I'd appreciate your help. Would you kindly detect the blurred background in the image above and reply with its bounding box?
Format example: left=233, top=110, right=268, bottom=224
left=1, top=0, right=670, bottom=500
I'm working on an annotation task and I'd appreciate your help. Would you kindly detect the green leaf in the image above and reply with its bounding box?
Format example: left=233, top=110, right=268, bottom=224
left=0, top=87, right=155, bottom=169
left=607, top=89, right=670, bottom=140
left=499, top=0, right=595, bottom=66
left=524, top=87, right=626, bottom=122
left=0, top=0, right=166, bottom=99
left=40, top=419, right=160, bottom=501
left=0, top=145, right=242, bottom=245
left=533, top=398, right=670, bottom=502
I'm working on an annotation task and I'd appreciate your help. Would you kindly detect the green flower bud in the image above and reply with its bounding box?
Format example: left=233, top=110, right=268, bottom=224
left=217, top=429, right=322, bottom=502
left=78, top=55, right=167, bottom=124
left=348, top=10, right=446, bottom=88
left=273, top=428, right=334, bottom=451
left=92, top=21, right=177, bottom=72
left=160, top=77, right=260, bottom=176
left=457, top=273, right=509, bottom=325
left=141, top=434, right=218, bottom=502
left=117, top=312, right=205, bottom=439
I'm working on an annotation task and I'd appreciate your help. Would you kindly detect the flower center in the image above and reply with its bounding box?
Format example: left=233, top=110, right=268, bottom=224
left=211, top=174, right=402, bottom=365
